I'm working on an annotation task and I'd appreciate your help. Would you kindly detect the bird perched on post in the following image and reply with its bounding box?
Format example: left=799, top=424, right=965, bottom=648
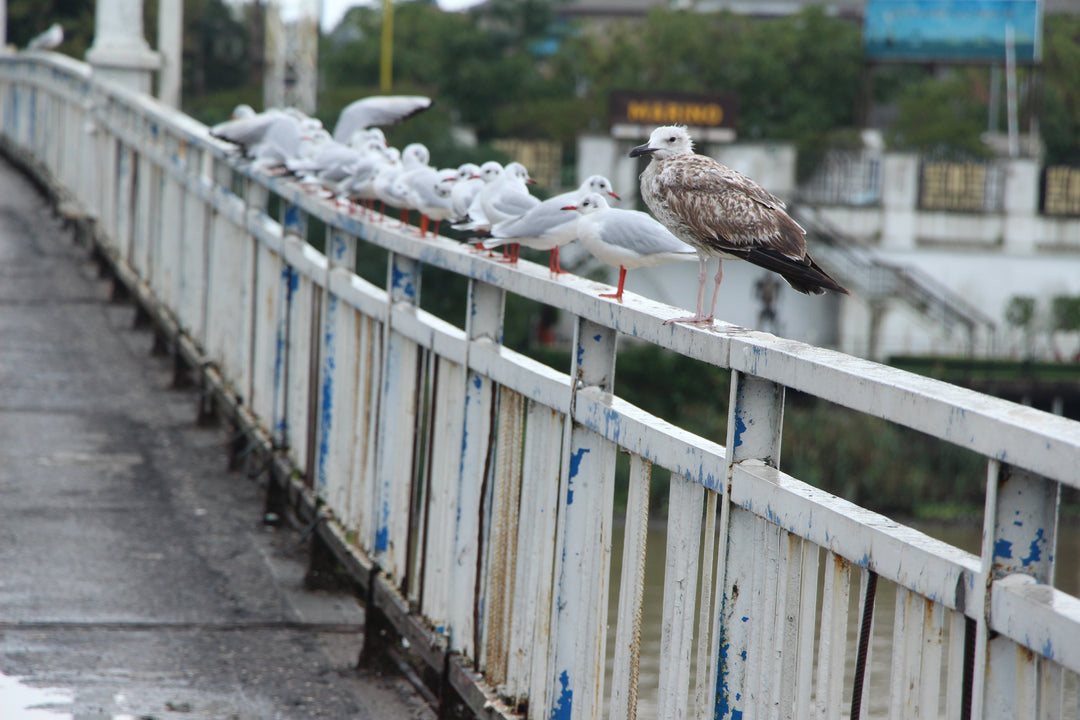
left=630, top=125, right=847, bottom=325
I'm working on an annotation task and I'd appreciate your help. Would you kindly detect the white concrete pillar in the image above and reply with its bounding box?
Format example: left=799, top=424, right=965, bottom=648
left=1002, top=158, right=1040, bottom=254
left=86, top=0, right=160, bottom=94
left=880, top=153, right=919, bottom=250
left=157, top=0, right=183, bottom=107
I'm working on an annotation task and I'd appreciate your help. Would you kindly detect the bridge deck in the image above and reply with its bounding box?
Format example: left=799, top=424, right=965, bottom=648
left=0, top=156, right=431, bottom=719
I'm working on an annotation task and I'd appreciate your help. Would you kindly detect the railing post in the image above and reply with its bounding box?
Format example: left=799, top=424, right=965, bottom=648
left=373, top=251, right=422, bottom=578
left=448, top=278, right=505, bottom=658
left=974, top=460, right=1060, bottom=719
left=315, top=228, right=356, bottom=496
left=546, top=317, right=618, bottom=720
left=713, top=368, right=785, bottom=720
left=271, top=200, right=306, bottom=449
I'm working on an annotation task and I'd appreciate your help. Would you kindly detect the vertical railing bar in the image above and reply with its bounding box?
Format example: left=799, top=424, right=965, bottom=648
left=402, top=344, right=430, bottom=602
left=944, top=608, right=967, bottom=720
left=609, top=454, right=651, bottom=720
left=743, top=515, right=772, bottom=716
left=481, top=387, right=525, bottom=685
left=888, top=585, right=908, bottom=720
left=657, top=473, right=704, bottom=720
left=793, top=543, right=819, bottom=720
left=902, top=588, right=925, bottom=717
left=816, top=551, right=851, bottom=720
left=518, top=402, right=563, bottom=715
left=771, top=530, right=801, bottom=720
left=919, top=600, right=945, bottom=719
left=414, top=349, right=439, bottom=610
left=1037, top=658, right=1064, bottom=720
left=691, top=490, right=718, bottom=720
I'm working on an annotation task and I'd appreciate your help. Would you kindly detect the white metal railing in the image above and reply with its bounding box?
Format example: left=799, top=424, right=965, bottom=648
left=3, top=52, right=1080, bottom=720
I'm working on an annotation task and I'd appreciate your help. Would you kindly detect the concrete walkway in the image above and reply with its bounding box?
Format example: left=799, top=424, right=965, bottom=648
left=0, top=155, right=432, bottom=719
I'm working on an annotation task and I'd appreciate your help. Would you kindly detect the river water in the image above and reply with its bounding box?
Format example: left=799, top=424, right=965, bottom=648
left=606, top=519, right=1080, bottom=718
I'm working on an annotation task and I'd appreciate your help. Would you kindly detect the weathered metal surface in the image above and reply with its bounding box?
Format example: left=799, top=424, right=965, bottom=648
left=505, top=400, right=562, bottom=708
left=546, top=319, right=618, bottom=720
left=610, top=455, right=651, bottom=720
left=657, top=473, right=703, bottom=719
left=5, top=52, right=1080, bottom=720
left=481, top=388, right=525, bottom=685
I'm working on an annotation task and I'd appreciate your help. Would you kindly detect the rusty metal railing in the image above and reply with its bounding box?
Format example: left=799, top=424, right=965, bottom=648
left=3, top=53, right=1080, bottom=720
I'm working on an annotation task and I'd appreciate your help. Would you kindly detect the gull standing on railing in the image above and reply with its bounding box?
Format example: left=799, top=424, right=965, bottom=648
left=631, top=125, right=848, bottom=325
left=481, top=175, right=621, bottom=272
left=27, top=23, right=64, bottom=51
left=563, top=193, right=697, bottom=301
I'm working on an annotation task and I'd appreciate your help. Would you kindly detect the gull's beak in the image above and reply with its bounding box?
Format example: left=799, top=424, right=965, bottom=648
left=629, top=142, right=656, bottom=158
left=608, top=191, right=621, bottom=200
left=561, top=205, right=577, bottom=211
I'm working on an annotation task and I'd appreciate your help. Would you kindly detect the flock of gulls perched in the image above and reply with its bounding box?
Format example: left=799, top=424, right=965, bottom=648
left=210, top=95, right=847, bottom=327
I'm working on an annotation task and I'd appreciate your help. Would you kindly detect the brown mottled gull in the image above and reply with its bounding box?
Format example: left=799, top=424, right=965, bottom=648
left=630, top=125, right=848, bottom=325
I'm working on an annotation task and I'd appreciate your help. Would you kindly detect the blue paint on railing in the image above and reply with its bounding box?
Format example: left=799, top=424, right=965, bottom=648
left=317, top=301, right=336, bottom=491
left=566, top=447, right=590, bottom=505
left=715, top=591, right=732, bottom=719
left=283, top=204, right=301, bottom=231
left=550, top=670, right=572, bottom=720
left=1021, top=528, right=1045, bottom=566
left=375, top=525, right=389, bottom=552
left=732, top=413, right=747, bottom=448
left=994, top=538, right=1013, bottom=560
left=1043, top=638, right=1054, bottom=660
left=390, top=261, right=416, bottom=299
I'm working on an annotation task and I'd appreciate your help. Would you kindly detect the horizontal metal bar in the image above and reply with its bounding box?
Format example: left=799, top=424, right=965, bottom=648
left=730, top=461, right=981, bottom=615
left=573, top=386, right=727, bottom=491
left=990, top=574, right=1080, bottom=675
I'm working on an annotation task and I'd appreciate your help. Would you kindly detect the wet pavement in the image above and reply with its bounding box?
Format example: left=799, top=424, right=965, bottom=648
left=0, top=155, right=433, bottom=719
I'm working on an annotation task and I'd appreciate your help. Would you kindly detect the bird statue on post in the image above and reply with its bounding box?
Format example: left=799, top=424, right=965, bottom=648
left=630, top=125, right=848, bottom=326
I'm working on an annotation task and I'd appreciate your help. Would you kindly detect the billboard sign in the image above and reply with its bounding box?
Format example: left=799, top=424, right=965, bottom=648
left=864, top=1, right=1042, bottom=63
left=609, top=91, right=738, bottom=142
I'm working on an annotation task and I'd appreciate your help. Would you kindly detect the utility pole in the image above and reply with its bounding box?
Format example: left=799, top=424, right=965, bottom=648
left=264, top=0, right=320, bottom=114
left=380, top=0, right=394, bottom=91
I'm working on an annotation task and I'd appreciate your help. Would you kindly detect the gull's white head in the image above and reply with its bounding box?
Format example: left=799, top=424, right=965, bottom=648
left=580, top=175, right=620, bottom=201
left=478, top=161, right=503, bottom=183
left=629, top=126, right=694, bottom=161
left=563, top=192, right=611, bottom=215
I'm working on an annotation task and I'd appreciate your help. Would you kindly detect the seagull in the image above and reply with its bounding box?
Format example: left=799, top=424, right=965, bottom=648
left=630, top=125, right=848, bottom=325
left=450, top=161, right=501, bottom=223
left=27, top=23, right=64, bottom=51
left=563, top=193, right=697, bottom=302
left=400, top=167, right=458, bottom=237
left=332, top=95, right=432, bottom=144
left=482, top=175, right=620, bottom=272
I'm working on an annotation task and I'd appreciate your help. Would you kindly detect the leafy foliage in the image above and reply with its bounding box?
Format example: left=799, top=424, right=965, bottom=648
left=1042, top=14, right=1080, bottom=165
left=885, top=69, right=992, bottom=157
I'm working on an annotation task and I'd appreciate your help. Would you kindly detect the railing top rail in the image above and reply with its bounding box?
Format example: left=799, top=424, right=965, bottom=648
left=4, top=52, right=1078, bottom=491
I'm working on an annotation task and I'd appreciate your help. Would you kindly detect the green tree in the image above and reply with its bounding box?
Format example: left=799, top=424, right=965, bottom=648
left=1041, top=14, right=1080, bottom=165
left=885, top=69, right=991, bottom=157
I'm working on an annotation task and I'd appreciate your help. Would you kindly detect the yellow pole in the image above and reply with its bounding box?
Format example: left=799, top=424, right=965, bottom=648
left=380, top=0, right=394, bottom=91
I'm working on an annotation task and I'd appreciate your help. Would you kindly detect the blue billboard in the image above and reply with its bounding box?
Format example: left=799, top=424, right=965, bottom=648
left=864, top=1, right=1042, bottom=63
